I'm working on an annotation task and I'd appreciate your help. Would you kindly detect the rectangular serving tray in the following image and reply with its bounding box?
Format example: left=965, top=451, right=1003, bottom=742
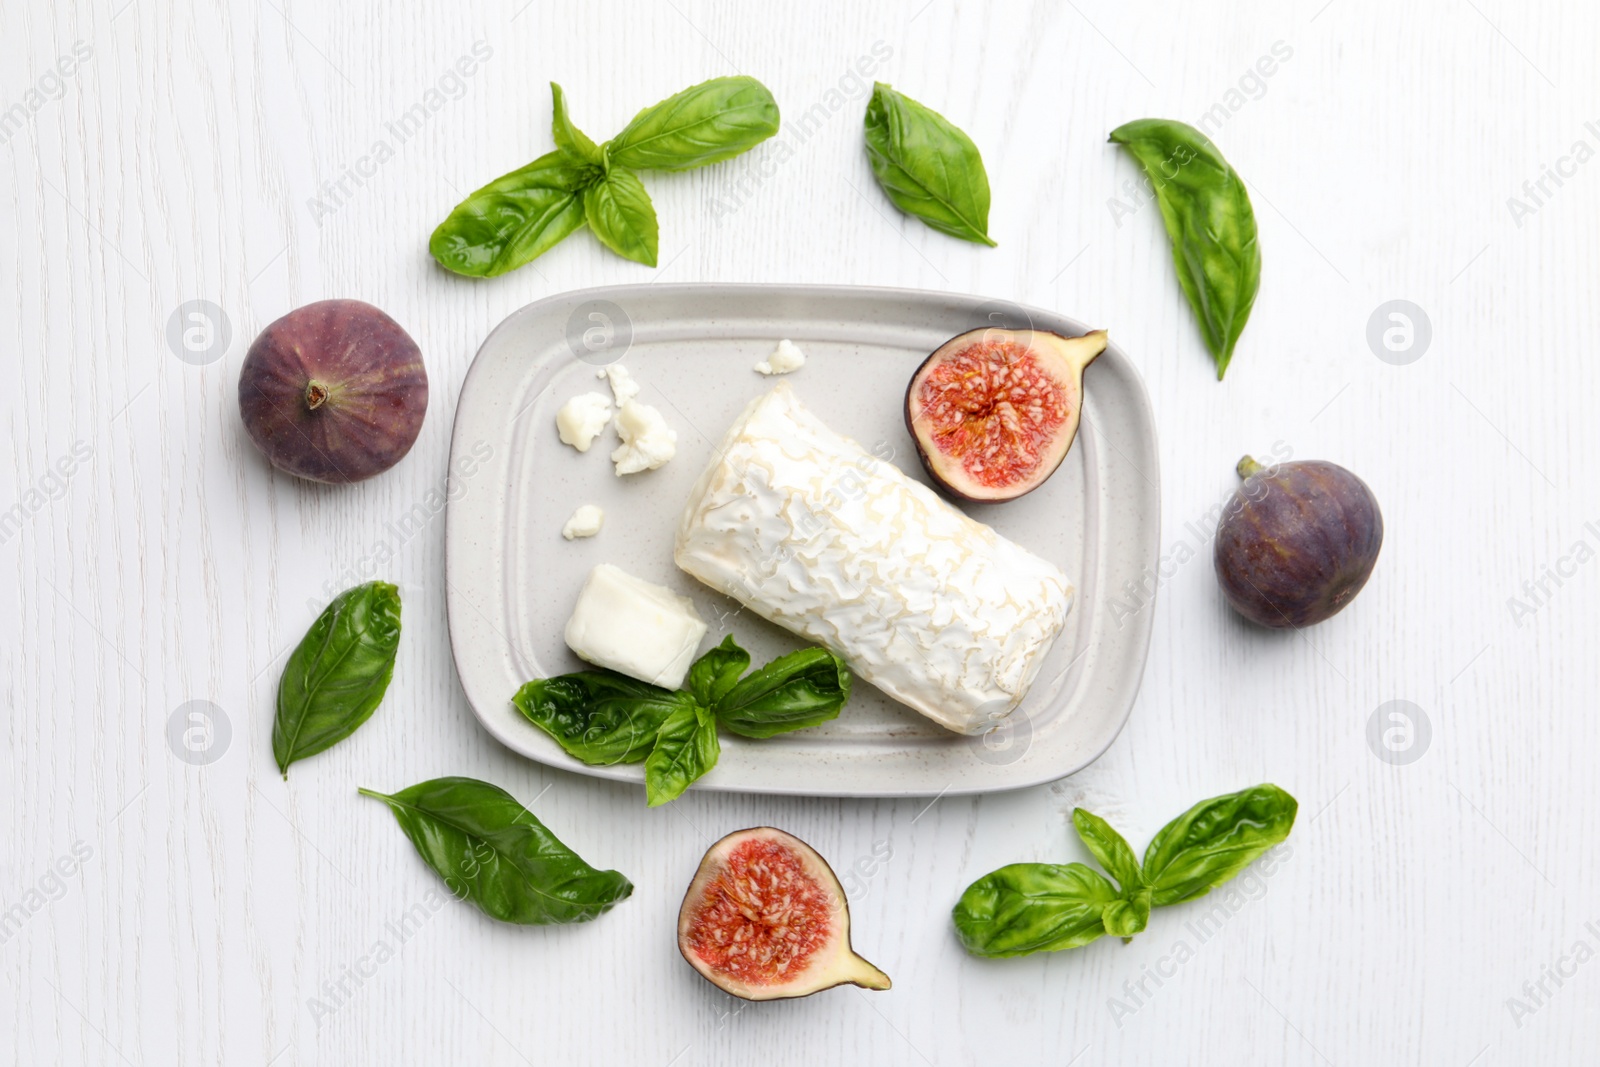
left=445, top=283, right=1159, bottom=797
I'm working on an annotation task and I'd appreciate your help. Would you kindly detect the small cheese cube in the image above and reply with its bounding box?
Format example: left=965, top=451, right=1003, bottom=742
left=563, top=564, right=706, bottom=689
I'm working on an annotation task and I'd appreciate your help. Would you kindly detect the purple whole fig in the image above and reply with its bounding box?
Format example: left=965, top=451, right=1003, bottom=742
left=1213, top=456, right=1382, bottom=628
left=238, top=299, right=428, bottom=484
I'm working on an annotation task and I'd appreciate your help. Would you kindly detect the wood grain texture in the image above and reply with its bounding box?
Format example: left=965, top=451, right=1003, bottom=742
left=3, top=0, right=1597, bottom=1062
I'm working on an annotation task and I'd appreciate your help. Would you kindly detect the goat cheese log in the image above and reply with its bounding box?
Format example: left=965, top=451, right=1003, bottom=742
left=673, top=384, right=1074, bottom=735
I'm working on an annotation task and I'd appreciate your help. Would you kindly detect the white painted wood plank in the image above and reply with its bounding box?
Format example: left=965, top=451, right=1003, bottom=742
left=3, top=0, right=1596, bottom=1062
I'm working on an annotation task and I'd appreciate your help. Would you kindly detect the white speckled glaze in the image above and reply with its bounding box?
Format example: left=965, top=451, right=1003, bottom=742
left=445, top=283, right=1160, bottom=797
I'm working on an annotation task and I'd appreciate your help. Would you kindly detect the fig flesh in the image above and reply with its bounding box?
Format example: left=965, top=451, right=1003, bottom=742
left=238, top=299, right=428, bottom=484
left=1214, top=456, right=1383, bottom=628
left=906, top=327, right=1107, bottom=502
left=677, top=827, right=891, bottom=1001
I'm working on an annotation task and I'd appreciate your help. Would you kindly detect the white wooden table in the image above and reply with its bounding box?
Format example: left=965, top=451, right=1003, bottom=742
left=5, top=0, right=1595, bottom=1062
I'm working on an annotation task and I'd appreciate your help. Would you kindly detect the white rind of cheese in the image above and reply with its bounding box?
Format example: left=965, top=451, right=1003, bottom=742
left=563, top=563, right=706, bottom=689
left=673, top=383, right=1074, bottom=735
left=561, top=504, right=605, bottom=540
left=556, top=392, right=613, bottom=452
left=754, top=339, right=806, bottom=375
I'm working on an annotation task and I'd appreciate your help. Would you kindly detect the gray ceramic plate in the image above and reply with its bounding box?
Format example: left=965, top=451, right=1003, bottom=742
left=445, top=283, right=1159, bottom=797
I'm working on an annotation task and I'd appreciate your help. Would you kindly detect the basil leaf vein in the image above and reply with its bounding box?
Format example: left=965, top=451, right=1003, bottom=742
left=712, top=647, right=851, bottom=739
left=863, top=82, right=996, bottom=246
left=512, top=671, right=692, bottom=765
left=643, top=703, right=720, bottom=807
left=272, top=581, right=401, bottom=778
left=360, top=776, right=633, bottom=925
left=1109, top=118, right=1260, bottom=379
left=582, top=166, right=659, bottom=267
left=1141, top=783, right=1297, bottom=907
left=607, top=75, right=780, bottom=172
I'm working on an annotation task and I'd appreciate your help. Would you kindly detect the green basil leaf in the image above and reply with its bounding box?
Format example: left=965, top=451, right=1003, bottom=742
left=583, top=166, right=659, bottom=267
left=360, top=777, right=632, bottom=925
left=951, top=862, right=1119, bottom=958
left=712, top=647, right=851, bottom=739
left=1141, top=783, right=1297, bottom=907
left=643, top=703, right=720, bottom=807
left=1102, top=888, right=1152, bottom=940
left=550, top=82, right=604, bottom=166
left=1109, top=119, right=1260, bottom=379
left=272, top=581, right=400, bottom=778
left=863, top=83, right=996, bottom=247
left=1072, top=808, right=1144, bottom=893
left=607, top=75, right=779, bottom=172
left=512, top=671, right=693, bottom=765
left=686, top=634, right=750, bottom=709
left=429, top=150, right=597, bottom=277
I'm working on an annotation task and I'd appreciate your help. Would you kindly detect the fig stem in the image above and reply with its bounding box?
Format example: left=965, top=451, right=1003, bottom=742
left=1236, top=455, right=1266, bottom=480
left=305, top=379, right=330, bottom=411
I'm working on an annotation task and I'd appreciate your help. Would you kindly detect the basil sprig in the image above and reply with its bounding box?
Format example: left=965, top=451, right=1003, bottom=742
left=512, top=635, right=851, bottom=806
left=360, top=777, right=633, bottom=925
left=863, top=82, right=996, bottom=246
left=431, top=77, right=778, bottom=276
left=953, top=784, right=1296, bottom=958
left=272, top=581, right=401, bottom=778
left=1109, top=118, right=1261, bottom=379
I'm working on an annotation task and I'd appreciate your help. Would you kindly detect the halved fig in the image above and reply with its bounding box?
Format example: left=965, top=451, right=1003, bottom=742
left=906, top=327, right=1107, bottom=502
left=677, top=827, right=891, bottom=1001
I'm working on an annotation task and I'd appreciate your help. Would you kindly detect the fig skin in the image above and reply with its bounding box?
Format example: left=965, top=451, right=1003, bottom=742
left=677, top=827, right=891, bottom=1002
left=238, top=299, right=428, bottom=484
left=1213, top=456, right=1383, bottom=628
left=905, top=327, right=1107, bottom=503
